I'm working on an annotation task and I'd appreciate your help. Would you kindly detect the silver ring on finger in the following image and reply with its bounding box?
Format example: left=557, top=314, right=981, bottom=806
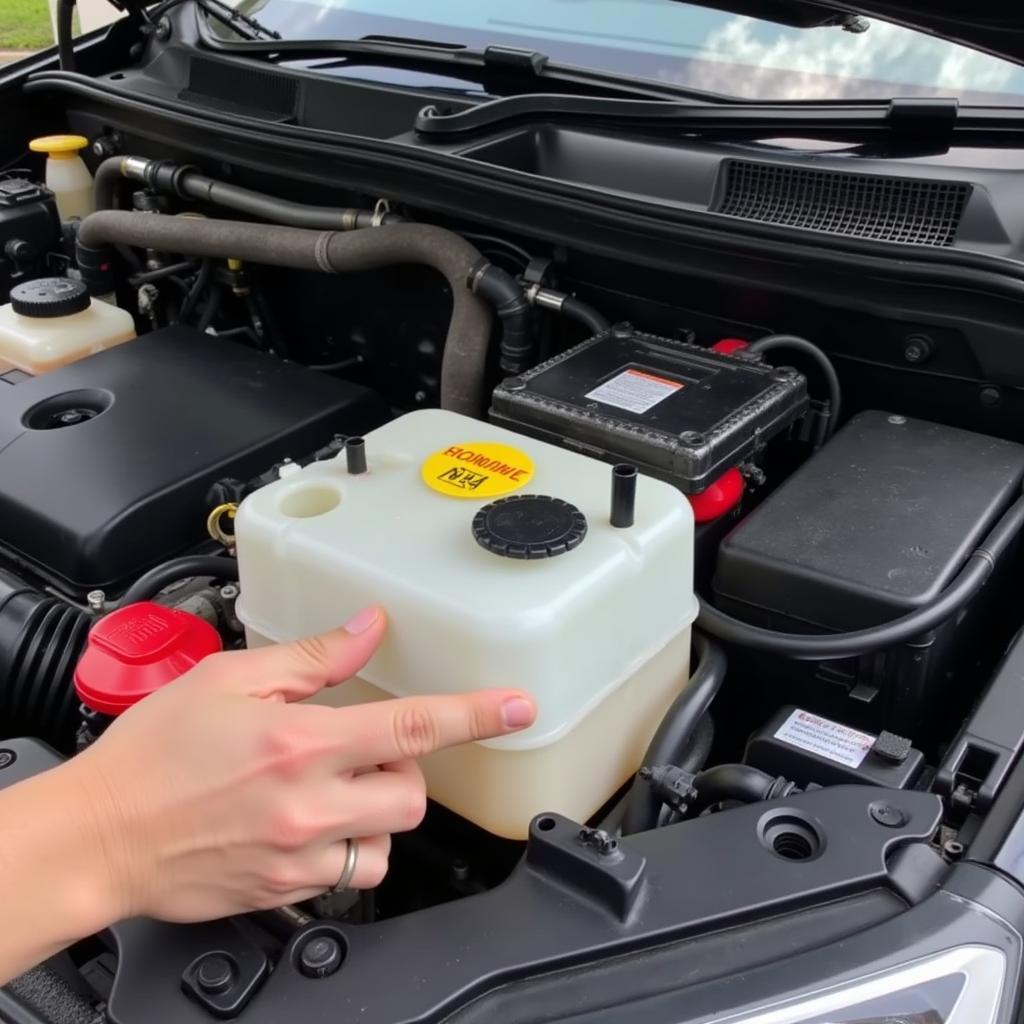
left=330, top=837, right=360, bottom=894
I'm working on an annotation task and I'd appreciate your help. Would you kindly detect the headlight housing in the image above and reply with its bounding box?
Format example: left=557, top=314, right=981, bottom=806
left=716, top=946, right=1006, bottom=1024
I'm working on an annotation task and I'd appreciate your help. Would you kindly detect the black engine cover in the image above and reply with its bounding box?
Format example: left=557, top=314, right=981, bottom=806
left=0, top=326, right=387, bottom=593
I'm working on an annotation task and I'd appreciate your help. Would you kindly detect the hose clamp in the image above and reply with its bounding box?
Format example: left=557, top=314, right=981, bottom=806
left=371, top=198, right=391, bottom=227
left=532, top=287, right=566, bottom=313
left=314, top=232, right=336, bottom=273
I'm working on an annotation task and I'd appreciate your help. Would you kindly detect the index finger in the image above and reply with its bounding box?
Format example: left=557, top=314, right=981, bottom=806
left=325, top=689, right=537, bottom=768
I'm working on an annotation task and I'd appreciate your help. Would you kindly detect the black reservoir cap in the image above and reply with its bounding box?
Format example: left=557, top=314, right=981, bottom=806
left=10, top=277, right=90, bottom=318
left=472, top=495, right=587, bottom=559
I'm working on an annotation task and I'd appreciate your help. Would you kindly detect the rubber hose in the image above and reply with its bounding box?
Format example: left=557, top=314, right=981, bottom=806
left=471, top=263, right=533, bottom=374
left=129, top=259, right=199, bottom=285
left=698, top=487, right=1024, bottom=661
left=197, top=284, right=222, bottom=334
left=621, top=632, right=727, bottom=835
left=93, top=156, right=126, bottom=211
left=56, top=0, right=76, bottom=72
left=121, top=555, right=239, bottom=606
left=93, top=157, right=403, bottom=230
left=77, top=211, right=493, bottom=416
left=561, top=296, right=610, bottom=336
left=747, top=333, right=841, bottom=436
left=686, top=764, right=790, bottom=818
left=179, top=173, right=401, bottom=230
left=179, top=258, right=212, bottom=321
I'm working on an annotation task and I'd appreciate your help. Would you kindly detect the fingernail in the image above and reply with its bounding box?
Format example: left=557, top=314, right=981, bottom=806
left=502, top=697, right=535, bottom=729
left=344, top=606, right=380, bottom=635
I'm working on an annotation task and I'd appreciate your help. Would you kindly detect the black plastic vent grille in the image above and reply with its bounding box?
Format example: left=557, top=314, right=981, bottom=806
left=714, top=160, right=970, bottom=246
left=181, top=57, right=298, bottom=122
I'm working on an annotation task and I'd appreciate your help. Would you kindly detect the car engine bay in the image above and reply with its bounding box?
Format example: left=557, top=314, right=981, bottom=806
left=5, top=21, right=1024, bottom=1021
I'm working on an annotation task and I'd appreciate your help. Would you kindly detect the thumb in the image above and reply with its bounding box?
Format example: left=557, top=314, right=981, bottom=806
left=214, top=606, right=387, bottom=701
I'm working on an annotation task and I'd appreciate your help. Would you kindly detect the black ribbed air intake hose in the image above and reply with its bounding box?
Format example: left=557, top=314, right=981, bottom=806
left=0, top=572, right=91, bottom=752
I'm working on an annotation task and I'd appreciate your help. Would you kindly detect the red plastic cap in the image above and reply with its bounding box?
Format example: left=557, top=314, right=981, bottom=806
left=711, top=338, right=750, bottom=356
left=74, top=602, right=223, bottom=715
left=687, top=467, right=745, bottom=523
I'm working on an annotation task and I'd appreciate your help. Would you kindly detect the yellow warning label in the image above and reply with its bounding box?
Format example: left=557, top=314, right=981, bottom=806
left=422, top=441, right=535, bottom=499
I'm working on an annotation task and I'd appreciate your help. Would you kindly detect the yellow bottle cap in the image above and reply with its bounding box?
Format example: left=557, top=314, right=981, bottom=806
left=29, top=135, right=89, bottom=160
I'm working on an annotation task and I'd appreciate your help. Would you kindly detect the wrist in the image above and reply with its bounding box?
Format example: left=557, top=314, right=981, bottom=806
left=34, top=758, right=134, bottom=936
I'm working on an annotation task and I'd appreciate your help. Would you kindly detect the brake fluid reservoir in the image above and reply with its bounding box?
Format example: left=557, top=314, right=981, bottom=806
left=235, top=409, right=697, bottom=839
left=28, top=135, right=94, bottom=221
left=0, top=278, right=135, bottom=374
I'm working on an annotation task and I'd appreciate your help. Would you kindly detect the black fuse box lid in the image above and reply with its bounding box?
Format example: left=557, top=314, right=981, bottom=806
left=714, top=411, right=1024, bottom=632
left=490, top=326, right=807, bottom=493
left=0, top=327, right=389, bottom=593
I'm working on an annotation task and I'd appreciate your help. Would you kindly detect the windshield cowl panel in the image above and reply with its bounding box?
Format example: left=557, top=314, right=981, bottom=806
left=212, top=0, right=1024, bottom=107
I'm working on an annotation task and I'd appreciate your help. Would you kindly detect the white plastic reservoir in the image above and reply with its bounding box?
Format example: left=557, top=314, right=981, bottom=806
left=235, top=409, right=697, bottom=838
left=0, top=277, right=135, bottom=374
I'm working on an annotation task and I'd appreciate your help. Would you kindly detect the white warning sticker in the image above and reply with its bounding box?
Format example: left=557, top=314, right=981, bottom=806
left=585, top=368, right=683, bottom=415
left=774, top=709, right=876, bottom=769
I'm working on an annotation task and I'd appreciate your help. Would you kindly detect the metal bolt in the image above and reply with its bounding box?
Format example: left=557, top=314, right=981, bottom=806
left=155, top=15, right=172, bottom=40
left=772, top=366, right=799, bottom=381
left=86, top=590, right=106, bottom=613
left=680, top=431, right=705, bottom=447
left=0, top=750, right=15, bottom=770
left=887, top=415, right=907, bottom=426
left=91, top=133, right=122, bottom=159
left=979, top=386, right=1002, bottom=409
left=299, top=935, right=343, bottom=979
left=195, top=953, right=234, bottom=995
left=503, top=378, right=526, bottom=392
left=869, top=802, right=907, bottom=828
left=414, top=390, right=427, bottom=403
left=943, top=839, right=965, bottom=861
left=220, top=584, right=239, bottom=601
left=903, top=335, right=933, bottom=365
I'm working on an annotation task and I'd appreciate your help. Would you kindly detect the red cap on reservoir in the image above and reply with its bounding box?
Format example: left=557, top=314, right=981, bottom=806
left=687, top=466, right=745, bottom=523
left=711, top=338, right=750, bottom=356
left=74, top=602, right=223, bottom=715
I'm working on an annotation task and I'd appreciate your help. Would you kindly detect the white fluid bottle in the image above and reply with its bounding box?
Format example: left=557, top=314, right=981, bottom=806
left=29, top=134, right=95, bottom=221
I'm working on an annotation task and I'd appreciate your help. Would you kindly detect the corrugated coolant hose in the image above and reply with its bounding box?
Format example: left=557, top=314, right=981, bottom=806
left=77, top=211, right=494, bottom=417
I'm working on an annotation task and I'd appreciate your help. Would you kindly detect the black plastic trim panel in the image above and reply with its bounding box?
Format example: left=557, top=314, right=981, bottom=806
left=0, top=739, right=943, bottom=1024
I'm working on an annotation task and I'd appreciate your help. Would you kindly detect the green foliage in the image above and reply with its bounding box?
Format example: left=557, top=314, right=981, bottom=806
left=0, top=0, right=54, bottom=52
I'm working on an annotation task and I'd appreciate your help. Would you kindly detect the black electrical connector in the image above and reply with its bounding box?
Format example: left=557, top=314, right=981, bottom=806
left=637, top=765, right=698, bottom=816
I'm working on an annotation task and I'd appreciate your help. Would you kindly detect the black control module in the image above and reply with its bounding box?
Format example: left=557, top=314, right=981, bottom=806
left=490, top=325, right=808, bottom=493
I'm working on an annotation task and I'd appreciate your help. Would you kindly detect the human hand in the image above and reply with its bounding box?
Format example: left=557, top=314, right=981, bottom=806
left=66, top=606, right=536, bottom=926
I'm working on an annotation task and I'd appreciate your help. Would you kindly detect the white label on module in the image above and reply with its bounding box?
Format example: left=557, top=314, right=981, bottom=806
left=774, top=708, right=876, bottom=769
left=585, top=368, right=683, bottom=415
